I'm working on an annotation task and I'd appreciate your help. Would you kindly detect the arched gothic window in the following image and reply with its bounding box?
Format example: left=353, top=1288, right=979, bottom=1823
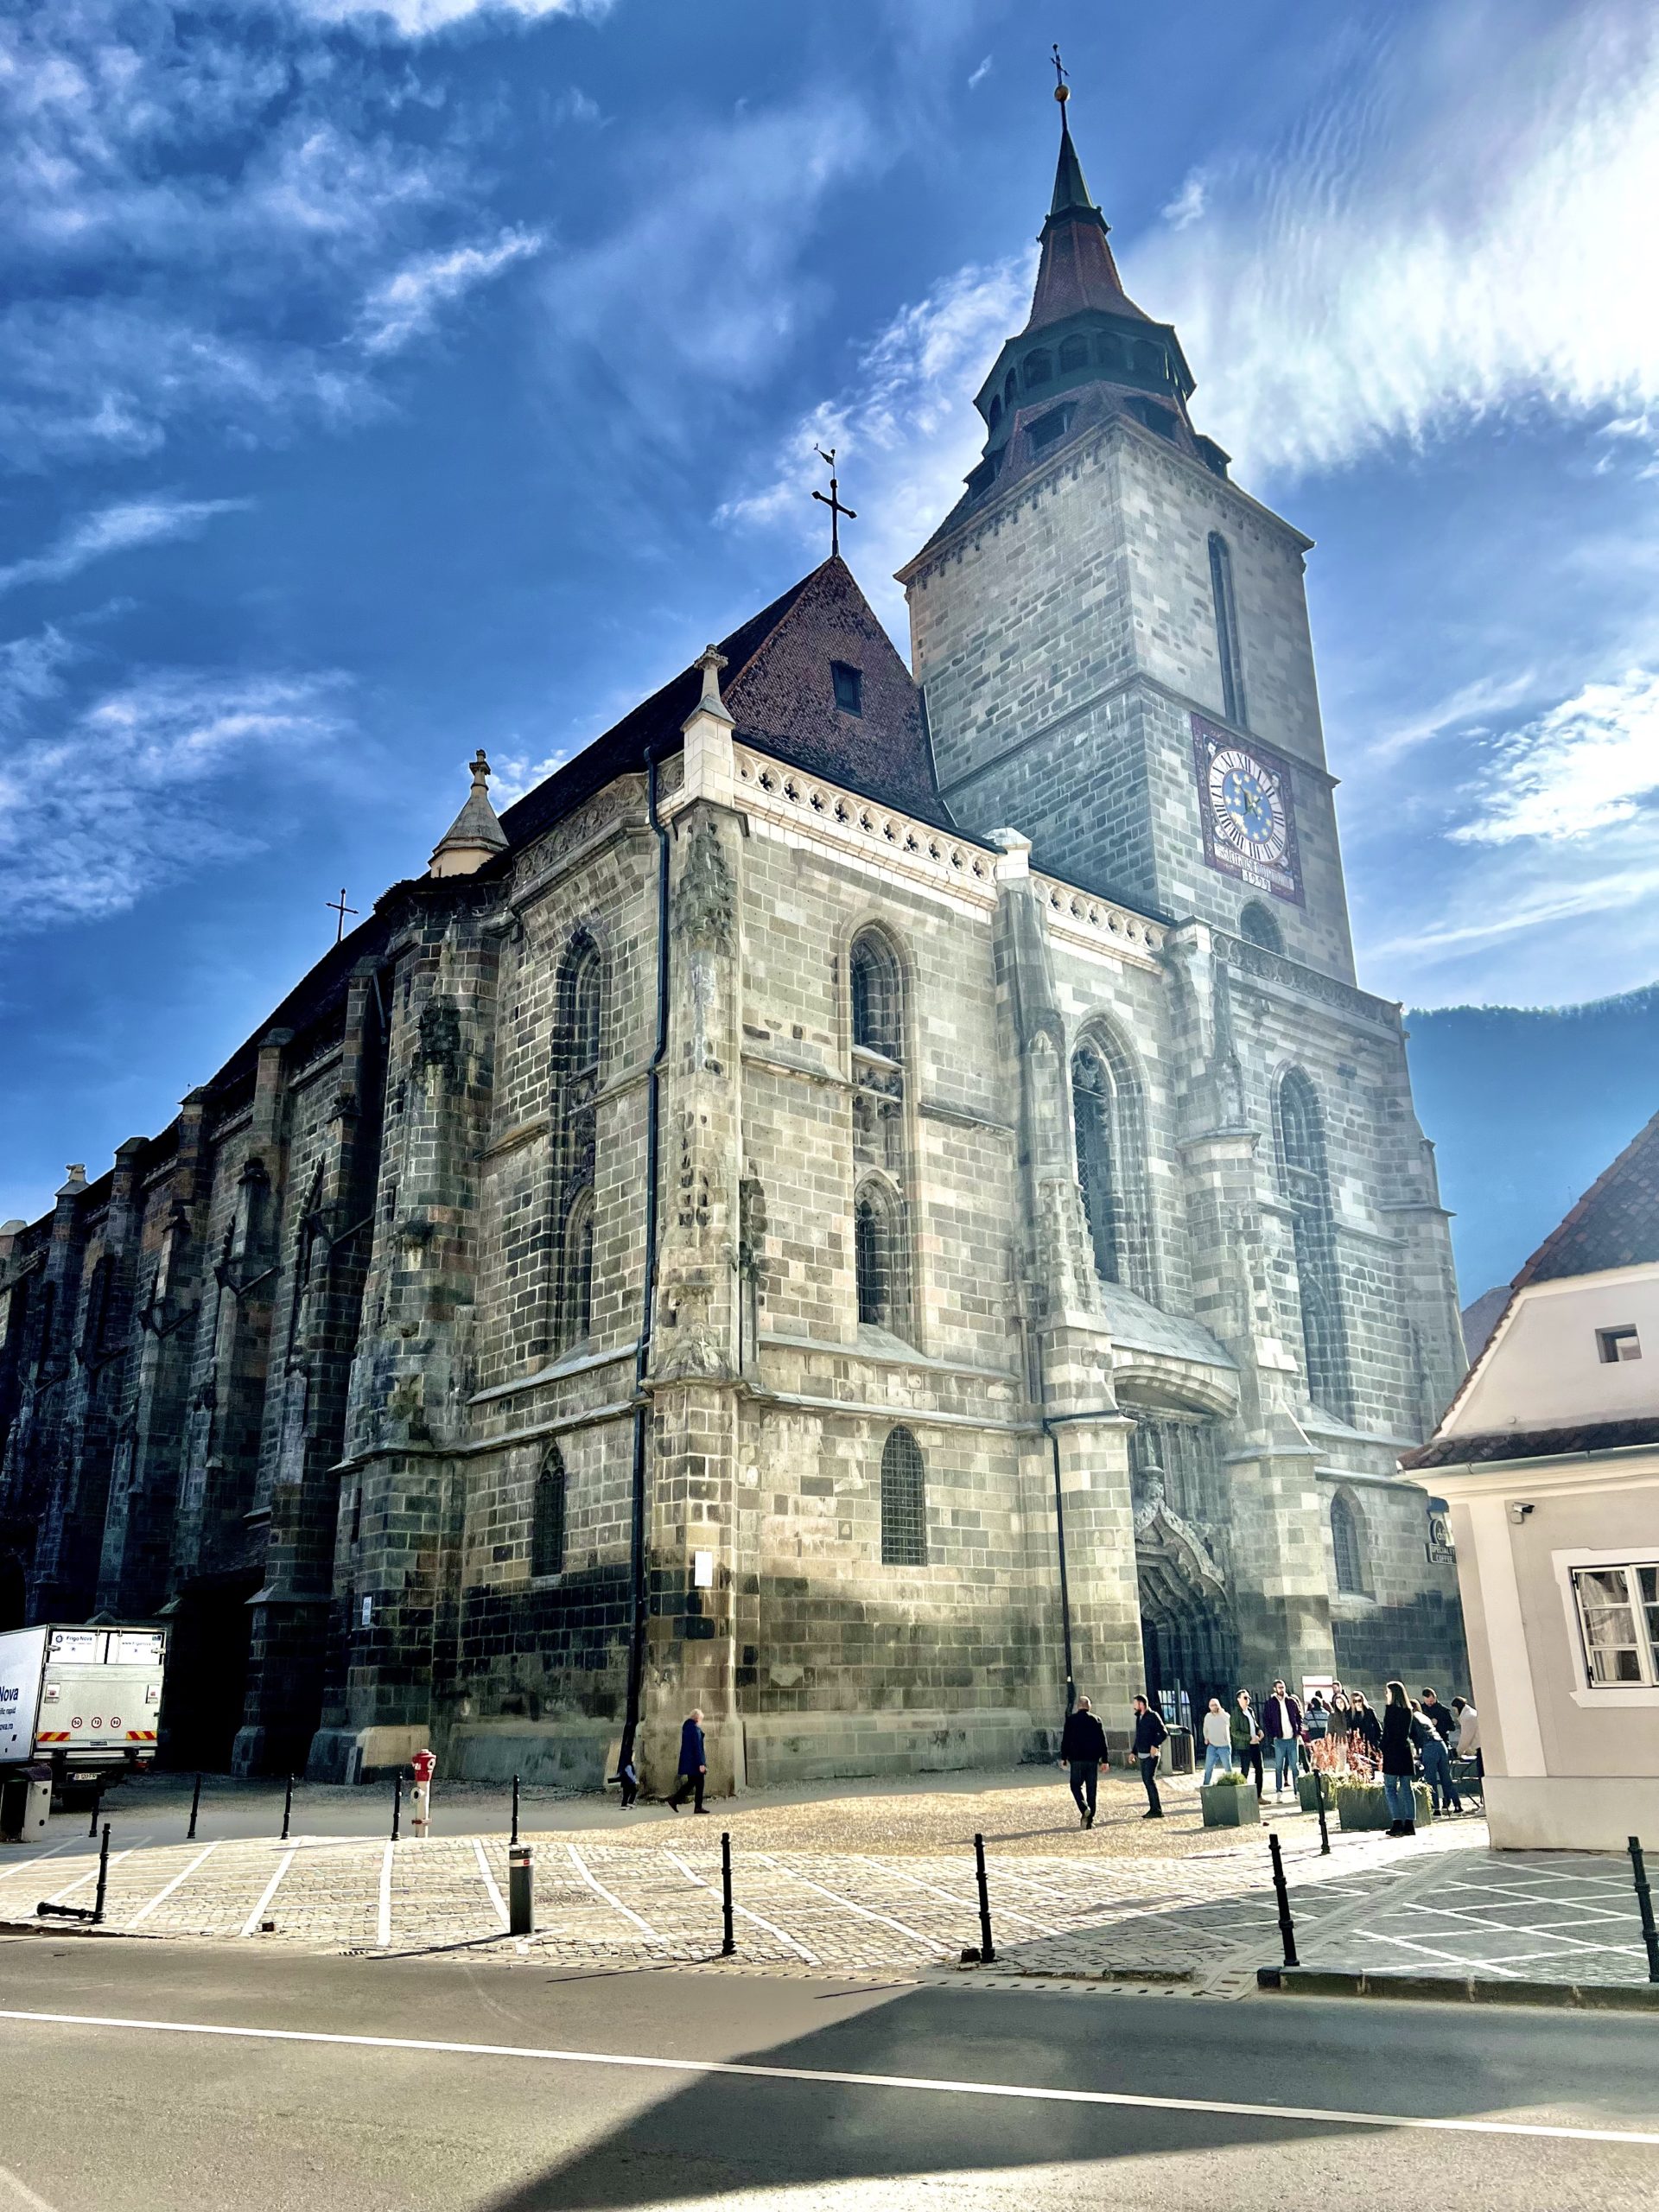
left=1023, top=349, right=1053, bottom=389
left=1096, top=332, right=1126, bottom=372
left=855, top=1179, right=909, bottom=1337
left=1331, top=1490, right=1366, bottom=1596
left=550, top=934, right=602, bottom=1353
left=1071, top=1029, right=1154, bottom=1299
left=880, top=1427, right=927, bottom=1567
left=531, top=1446, right=567, bottom=1578
left=849, top=930, right=903, bottom=1060
left=987, top=396, right=1002, bottom=433
left=1058, top=332, right=1089, bottom=372
left=1277, top=1069, right=1351, bottom=1418
left=1132, top=338, right=1163, bottom=378
left=1238, top=900, right=1283, bottom=953
left=1209, top=531, right=1247, bottom=727
left=80, top=1255, right=115, bottom=1357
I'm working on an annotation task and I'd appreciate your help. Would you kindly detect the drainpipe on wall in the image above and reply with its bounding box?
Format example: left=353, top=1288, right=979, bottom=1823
left=620, top=747, right=672, bottom=1767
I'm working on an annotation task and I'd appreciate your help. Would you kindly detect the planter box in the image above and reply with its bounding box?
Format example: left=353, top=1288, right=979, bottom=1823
left=1297, top=1773, right=1332, bottom=1814
left=1336, top=1783, right=1434, bottom=1832
left=1201, top=1782, right=1260, bottom=1828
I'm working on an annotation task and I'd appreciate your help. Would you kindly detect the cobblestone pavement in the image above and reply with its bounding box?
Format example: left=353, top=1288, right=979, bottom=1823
left=1293, top=1849, right=1659, bottom=1987
left=1, top=1780, right=1518, bottom=1992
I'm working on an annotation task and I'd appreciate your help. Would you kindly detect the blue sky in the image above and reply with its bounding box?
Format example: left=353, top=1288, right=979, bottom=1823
left=3, top=0, right=1657, bottom=1285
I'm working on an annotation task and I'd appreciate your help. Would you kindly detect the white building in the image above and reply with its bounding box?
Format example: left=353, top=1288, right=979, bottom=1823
left=1405, top=1109, right=1659, bottom=1850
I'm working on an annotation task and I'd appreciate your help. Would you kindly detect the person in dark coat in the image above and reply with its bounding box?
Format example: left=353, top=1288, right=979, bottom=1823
left=1230, top=1690, right=1264, bottom=1794
left=1349, top=1692, right=1382, bottom=1770
left=667, top=1709, right=709, bottom=1813
left=1130, top=1694, right=1168, bottom=1819
left=613, top=1731, right=639, bottom=1809
left=1380, top=1680, right=1418, bottom=1836
left=1058, top=1695, right=1108, bottom=1827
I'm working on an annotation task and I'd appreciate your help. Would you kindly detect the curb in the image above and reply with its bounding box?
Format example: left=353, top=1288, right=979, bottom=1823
left=1258, top=1964, right=1659, bottom=2012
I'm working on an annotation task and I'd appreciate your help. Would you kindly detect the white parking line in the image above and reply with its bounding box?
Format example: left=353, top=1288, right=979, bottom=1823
left=663, top=1847, right=818, bottom=1965
left=40, top=1847, right=141, bottom=1909
left=0, top=1840, right=78, bottom=1885
left=566, top=1844, right=661, bottom=1942
left=0, top=2158, right=60, bottom=2210
left=754, top=1857, right=941, bottom=1956
left=856, top=1857, right=1059, bottom=1937
left=474, top=1839, right=509, bottom=1930
left=129, top=1843, right=219, bottom=1927
left=239, top=1850, right=296, bottom=1940
left=2, top=2008, right=1656, bottom=2148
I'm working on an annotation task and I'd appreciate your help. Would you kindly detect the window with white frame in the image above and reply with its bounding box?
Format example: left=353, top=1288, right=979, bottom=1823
left=1571, top=1561, right=1659, bottom=1686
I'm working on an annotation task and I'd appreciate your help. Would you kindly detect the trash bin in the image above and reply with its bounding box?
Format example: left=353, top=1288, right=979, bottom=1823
left=1166, top=1726, right=1194, bottom=1776
left=1, top=1765, right=52, bottom=1845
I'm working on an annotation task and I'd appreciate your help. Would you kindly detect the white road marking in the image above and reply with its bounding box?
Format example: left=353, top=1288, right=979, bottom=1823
left=859, top=1858, right=1059, bottom=1937
left=128, top=1843, right=219, bottom=1927
left=754, top=1856, right=941, bottom=1955
left=39, top=1847, right=140, bottom=1908
left=1, top=2008, right=1656, bottom=2148
left=0, top=2159, right=60, bottom=2211
left=377, top=1842, right=393, bottom=1948
left=0, top=1840, right=78, bottom=1885
left=239, top=1850, right=296, bottom=1940
left=474, top=1839, right=509, bottom=1930
left=663, top=1846, right=818, bottom=1965
left=566, top=1844, right=661, bottom=1942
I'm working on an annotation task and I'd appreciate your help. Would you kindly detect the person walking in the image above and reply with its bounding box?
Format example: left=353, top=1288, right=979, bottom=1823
left=1420, top=1688, right=1458, bottom=1747
left=1348, top=1691, right=1382, bottom=1771
left=1200, top=1696, right=1232, bottom=1783
left=666, top=1709, right=709, bottom=1813
left=613, top=1743, right=640, bottom=1809
left=1414, top=1697, right=1462, bottom=1815
left=1230, top=1689, right=1264, bottom=1795
left=1380, top=1681, right=1418, bottom=1836
left=1130, top=1694, right=1167, bottom=1819
left=1058, top=1695, right=1108, bottom=1827
left=1262, top=1679, right=1304, bottom=1796
left=1304, top=1693, right=1330, bottom=1742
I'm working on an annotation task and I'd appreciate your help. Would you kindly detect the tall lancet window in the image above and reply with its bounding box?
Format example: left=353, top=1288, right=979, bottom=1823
left=1209, top=531, right=1246, bottom=728
left=1071, top=1027, right=1154, bottom=1300
left=551, top=933, right=602, bottom=1351
left=1276, top=1068, right=1351, bottom=1419
left=849, top=926, right=913, bottom=1344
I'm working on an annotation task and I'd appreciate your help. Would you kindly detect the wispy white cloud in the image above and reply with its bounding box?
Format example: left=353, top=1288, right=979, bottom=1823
left=968, top=55, right=993, bottom=92
left=0, top=658, right=353, bottom=931
left=1450, top=669, right=1659, bottom=844
left=718, top=257, right=1029, bottom=626
left=283, top=0, right=613, bottom=30
left=1132, top=0, right=1659, bottom=479
left=1160, top=171, right=1207, bottom=230
left=1369, top=671, right=1542, bottom=763
left=356, top=227, right=545, bottom=354
left=0, top=499, right=248, bottom=600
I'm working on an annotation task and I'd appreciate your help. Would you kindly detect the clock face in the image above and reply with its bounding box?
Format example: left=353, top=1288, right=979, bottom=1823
left=1191, top=715, right=1304, bottom=906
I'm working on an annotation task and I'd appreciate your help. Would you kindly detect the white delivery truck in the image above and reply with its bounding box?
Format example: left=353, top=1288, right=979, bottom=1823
left=0, top=1624, right=168, bottom=1807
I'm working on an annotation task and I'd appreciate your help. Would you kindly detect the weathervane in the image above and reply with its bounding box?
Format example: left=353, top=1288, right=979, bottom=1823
left=811, top=444, right=856, bottom=560
left=326, top=887, right=359, bottom=944
left=1052, top=41, right=1069, bottom=103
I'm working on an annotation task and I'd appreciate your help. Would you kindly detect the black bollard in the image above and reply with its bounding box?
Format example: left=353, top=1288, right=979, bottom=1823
left=973, top=1832, right=997, bottom=1965
left=87, top=1790, right=101, bottom=1840
left=720, top=1830, right=737, bottom=1956
left=1268, top=1830, right=1299, bottom=1967
left=187, top=1772, right=202, bottom=1842
left=1314, top=1770, right=1331, bottom=1857
left=511, top=1773, right=520, bottom=1847
left=391, top=1772, right=402, bottom=1842
left=281, top=1773, right=294, bottom=1842
left=92, top=1821, right=112, bottom=1926
left=1630, top=1836, right=1659, bottom=1983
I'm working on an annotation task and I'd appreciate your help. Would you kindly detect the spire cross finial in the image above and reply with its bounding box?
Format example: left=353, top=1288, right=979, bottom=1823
left=470, top=748, right=491, bottom=789
left=326, top=887, right=359, bottom=944
left=811, top=444, right=856, bottom=560
left=1052, top=42, right=1069, bottom=103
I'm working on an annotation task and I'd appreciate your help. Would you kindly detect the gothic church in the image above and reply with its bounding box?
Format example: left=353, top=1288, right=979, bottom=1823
left=0, top=89, right=1467, bottom=1788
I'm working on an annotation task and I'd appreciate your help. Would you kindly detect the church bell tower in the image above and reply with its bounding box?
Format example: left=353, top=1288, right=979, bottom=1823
left=899, top=79, right=1359, bottom=984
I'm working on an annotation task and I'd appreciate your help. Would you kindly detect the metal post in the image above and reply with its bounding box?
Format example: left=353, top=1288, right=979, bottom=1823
left=187, top=1772, right=202, bottom=1841
left=508, top=1840, right=534, bottom=1936
left=1314, top=1770, right=1331, bottom=1857
left=973, top=1832, right=996, bottom=1965
left=511, top=1773, right=520, bottom=1847
left=391, top=1772, right=402, bottom=1843
left=92, top=1822, right=111, bottom=1926
left=721, top=1831, right=736, bottom=1956
left=281, top=1773, right=294, bottom=1842
left=87, top=1791, right=100, bottom=1840
left=1268, top=1830, right=1299, bottom=1967
left=1630, top=1836, right=1659, bottom=1983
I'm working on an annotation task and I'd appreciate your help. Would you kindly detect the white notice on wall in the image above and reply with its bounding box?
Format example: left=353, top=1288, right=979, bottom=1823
left=693, top=1550, right=715, bottom=1590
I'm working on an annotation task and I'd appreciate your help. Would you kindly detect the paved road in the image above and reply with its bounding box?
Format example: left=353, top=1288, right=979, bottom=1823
left=2, top=1936, right=1656, bottom=2209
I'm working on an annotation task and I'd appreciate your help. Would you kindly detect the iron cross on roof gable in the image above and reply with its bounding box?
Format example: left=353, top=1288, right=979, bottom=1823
left=811, top=444, right=856, bottom=560
left=326, top=887, right=358, bottom=944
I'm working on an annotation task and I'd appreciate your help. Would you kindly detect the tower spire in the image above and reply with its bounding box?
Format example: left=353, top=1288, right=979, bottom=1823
left=1024, top=59, right=1146, bottom=333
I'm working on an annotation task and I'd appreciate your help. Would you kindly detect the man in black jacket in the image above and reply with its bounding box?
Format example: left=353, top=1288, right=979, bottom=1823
left=1058, top=1695, right=1108, bottom=1827
left=1131, top=1694, right=1168, bottom=1819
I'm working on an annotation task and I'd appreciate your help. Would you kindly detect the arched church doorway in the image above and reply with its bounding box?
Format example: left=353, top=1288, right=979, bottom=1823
left=1128, top=1414, right=1239, bottom=1722
left=159, top=1572, right=258, bottom=1770
left=1138, top=1563, right=1239, bottom=1723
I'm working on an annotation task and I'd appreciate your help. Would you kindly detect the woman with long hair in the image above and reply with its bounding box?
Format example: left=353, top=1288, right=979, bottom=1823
left=1348, top=1691, right=1381, bottom=1774
left=1380, top=1680, right=1418, bottom=1837
left=1327, top=1683, right=1352, bottom=1767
